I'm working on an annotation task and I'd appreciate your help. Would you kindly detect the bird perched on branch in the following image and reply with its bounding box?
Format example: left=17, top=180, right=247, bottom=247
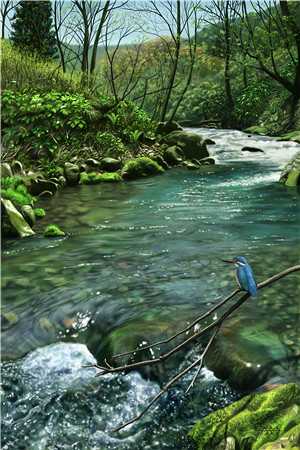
left=222, top=256, right=257, bottom=296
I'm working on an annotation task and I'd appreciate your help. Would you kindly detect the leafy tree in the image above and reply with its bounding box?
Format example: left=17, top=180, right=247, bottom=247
left=11, top=0, right=57, bottom=59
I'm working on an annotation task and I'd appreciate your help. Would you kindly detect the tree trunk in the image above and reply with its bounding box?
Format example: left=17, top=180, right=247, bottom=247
left=223, top=1, right=235, bottom=127
left=90, top=1, right=110, bottom=75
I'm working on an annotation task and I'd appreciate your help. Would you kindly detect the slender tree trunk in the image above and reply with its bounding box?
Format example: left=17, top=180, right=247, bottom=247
left=90, top=1, right=110, bottom=75
left=223, top=1, right=234, bottom=127
left=160, top=0, right=181, bottom=122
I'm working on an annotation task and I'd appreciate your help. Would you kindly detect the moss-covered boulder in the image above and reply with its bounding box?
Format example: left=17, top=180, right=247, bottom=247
left=44, top=224, right=65, bottom=237
left=156, top=121, right=183, bottom=135
left=279, top=152, right=300, bottom=187
left=64, top=162, right=80, bottom=185
left=20, top=205, right=36, bottom=226
left=122, top=157, right=164, bottom=179
left=163, top=146, right=183, bottom=166
left=1, top=198, right=35, bottom=238
left=34, top=208, right=46, bottom=219
left=80, top=172, right=122, bottom=184
left=190, top=383, right=300, bottom=450
left=277, top=131, right=300, bottom=144
left=161, top=130, right=209, bottom=160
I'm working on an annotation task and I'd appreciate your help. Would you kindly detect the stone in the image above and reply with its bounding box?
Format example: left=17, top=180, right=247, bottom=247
left=29, top=179, right=58, bottom=196
left=1, top=198, right=35, bottom=238
left=156, top=121, right=183, bottom=135
left=44, top=224, right=65, bottom=237
left=80, top=172, right=122, bottom=184
left=38, top=190, right=53, bottom=198
left=1, top=311, right=18, bottom=328
left=122, top=157, right=164, bottom=180
left=203, top=138, right=216, bottom=145
left=190, top=384, right=300, bottom=450
left=58, top=175, right=67, bottom=187
left=100, top=157, right=122, bottom=172
left=34, top=208, right=46, bottom=219
left=11, top=160, right=26, bottom=175
left=205, top=318, right=287, bottom=390
left=183, top=161, right=200, bottom=170
left=21, top=205, right=36, bottom=226
left=243, top=125, right=268, bottom=135
left=64, top=162, right=80, bottom=185
left=277, top=130, right=300, bottom=144
left=80, top=163, right=88, bottom=173
left=279, top=152, right=300, bottom=187
left=1, top=162, right=13, bottom=178
left=151, top=154, right=170, bottom=169
left=200, top=156, right=216, bottom=165
left=161, top=130, right=209, bottom=160
left=163, top=146, right=183, bottom=165
left=85, top=158, right=101, bottom=169
left=241, top=146, right=264, bottom=153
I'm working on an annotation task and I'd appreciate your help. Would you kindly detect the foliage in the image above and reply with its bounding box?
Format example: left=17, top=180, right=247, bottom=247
left=80, top=172, right=122, bottom=184
left=34, top=208, right=46, bottom=218
left=11, top=0, right=57, bottom=59
left=122, top=157, right=164, bottom=179
left=1, top=177, right=35, bottom=206
left=94, top=132, right=126, bottom=157
left=2, top=90, right=93, bottom=156
left=44, top=224, right=65, bottom=237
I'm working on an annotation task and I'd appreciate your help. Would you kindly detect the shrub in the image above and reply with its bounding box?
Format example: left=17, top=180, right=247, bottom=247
left=94, top=132, right=126, bottom=157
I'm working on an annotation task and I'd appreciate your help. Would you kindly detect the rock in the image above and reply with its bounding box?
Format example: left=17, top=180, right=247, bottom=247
left=85, top=158, right=101, bottom=169
left=100, top=157, right=122, bottom=172
left=1, top=162, right=13, bottom=178
left=183, top=161, right=200, bottom=170
left=279, top=152, right=300, bottom=187
left=21, top=205, right=36, bottom=226
left=34, top=208, right=46, bottom=219
left=163, top=146, right=183, bottom=165
left=11, top=160, right=26, bottom=175
left=122, top=157, right=164, bottom=180
left=151, top=154, right=170, bottom=169
left=205, top=319, right=287, bottom=390
left=200, top=157, right=215, bottom=165
left=58, top=175, right=67, bottom=187
left=156, top=121, right=183, bottom=135
left=44, top=224, right=65, bottom=237
left=190, top=383, right=300, bottom=450
left=1, top=311, right=18, bottom=329
left=203, top=138, right=216, bottom=145
left=1, top=198, right=35, bottom=238
left=243, top=125, right=268, bottom=135
left=80, top=163, right=88, bottom=172
left=29, top=179, right=58, bottom=196
left=80, top=172, right=122, bottom=184
left=162, top=130, right=209, bottom=160
left=64, top=162, right=80, bottom=185
left=38, top=190, right=53, bottom=198
left=276, top=130, right=300, bottom=144
left=241, top=146, right=264, bottom=153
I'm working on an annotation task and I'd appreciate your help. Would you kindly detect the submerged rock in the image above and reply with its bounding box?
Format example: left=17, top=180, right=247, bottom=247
left=44, top=224, right=65, bottom=237
left=162, top=130, right=209, bottom=160
left=279, top=152, right=300, bottom=187
left=122, top=157, right=164, bottom=179
left=241, top=146, right=264, bottom=153
left=190, top=383, right=300, bottom=450
left=1, top=198, right=35, bottom=238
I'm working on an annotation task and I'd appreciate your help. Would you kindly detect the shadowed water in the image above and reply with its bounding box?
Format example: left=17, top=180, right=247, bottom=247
left=1, top=129, right=300, bottom=449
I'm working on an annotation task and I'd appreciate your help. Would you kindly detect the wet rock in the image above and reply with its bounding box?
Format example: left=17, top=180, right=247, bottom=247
left=1, top=162, right=13, bottom=178
left=58, top=175, right=67, bottom=187
left=38, top=190, right=53, bottom=198
left=20, top=205, right=36, bottom=226
left=64, top=162, right=80, bottom=185
left=241, top=146, right=264, bottom=153
left=156, top=121, right=183, bottom=135
left=205, top=319, right=287, bottom=390
left=190, top=383, right=300, bottom=450
left=183, top=161, right=200, bottom=170
left=122, top=157, right=164, bottom=180
left=200, top=156, right=215, bottom=165
left=44, top=224, right=65, bottom=237
left=80, top=172, right=122, bottom=184
left=80, top=163, right=88, bottom=173
left=203, top=138, right=216, bottom=145
left=1, top=198, right=35, bottom=238
left=277, top=130, right=300, bottom=144
left=1, top=311, right=18, bottom=329
left=29, top=179, right=58, bottom=196
left=39, top=317, right=55, bottom=333
left=151, top=154, right=170, bottom=170
left=85, top=158, right=101, bottom=169
left=163, top=146, right=183, bottom=166
left=12, top=160, right=26, bottom=175
left=100, top=157, right=121, bottom=172
left=279, top=151, right=300, bottom=187
left=162, top=130, right=209, bottom=160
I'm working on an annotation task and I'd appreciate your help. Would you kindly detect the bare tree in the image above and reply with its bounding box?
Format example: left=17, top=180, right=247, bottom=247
left=0, top=0, right=19, bottom=39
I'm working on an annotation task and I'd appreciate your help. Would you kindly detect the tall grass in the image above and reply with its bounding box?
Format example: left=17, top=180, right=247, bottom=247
left=1, top=40, right=83, bottom=93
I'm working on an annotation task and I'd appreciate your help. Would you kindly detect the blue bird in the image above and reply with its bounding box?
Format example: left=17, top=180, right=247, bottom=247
left=222, top=256, right=258, bottom=296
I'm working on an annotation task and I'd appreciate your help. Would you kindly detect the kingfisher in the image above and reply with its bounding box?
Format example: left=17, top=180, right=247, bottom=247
left=222, top=256, right=258, bottom=296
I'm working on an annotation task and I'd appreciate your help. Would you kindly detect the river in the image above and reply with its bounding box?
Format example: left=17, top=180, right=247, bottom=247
left=1, top=128, right=300, bottom=449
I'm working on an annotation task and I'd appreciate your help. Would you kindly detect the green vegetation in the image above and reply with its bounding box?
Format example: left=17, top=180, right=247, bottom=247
left=190, top=383, right=300, bottom=450
left=44, top=224, right=65, bottom=237
left=1, top=176, right=35, bottom=206
left=34, top=208, right=46, bottom=218
left=122, top=157, right=164, bottom=179
left=80, top=172, right=122, bottom=184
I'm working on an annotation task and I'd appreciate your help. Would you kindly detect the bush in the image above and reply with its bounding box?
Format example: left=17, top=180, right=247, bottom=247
left=94, top=132, right=126, bottom=157
left=1, top=177, right=35, bottom=206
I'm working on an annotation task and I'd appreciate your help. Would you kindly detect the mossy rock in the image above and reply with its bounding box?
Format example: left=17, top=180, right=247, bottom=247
left=190, top=383, right=300, bottom=450
left=100, top=157, right=122, bottom=172
left=161, top=130, right=209, bottom=160
left=163, top=146, right=183, bottom=166
left=64, top=162, right=80, bottom=185
left=279, top=152, right=300, bottom=187
left=1, top=163, right=13, bottom=178
left=20, top=205, right=36, bottom=226
left=151, top=154, right=170, bottom=169
left=244, top=126, right=268, bottom=136
left=1, top=198, right=35, bottom=238
left=80, top=172, right=122, bottom=184
left=34, top=208, right=46, bottom=219
left=122, top=157, right=164, bottom=180
left=277, top=131, right=300, bottom=144
left=156, top=120, right=183, bottom=135
left=44, top=224, right=65, bottom=237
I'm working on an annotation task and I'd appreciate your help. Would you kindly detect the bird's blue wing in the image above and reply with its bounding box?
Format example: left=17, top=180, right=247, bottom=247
left=237, top=265, right=257, bottom=297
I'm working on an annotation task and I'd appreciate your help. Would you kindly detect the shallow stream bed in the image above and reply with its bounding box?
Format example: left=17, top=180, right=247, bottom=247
left=2, top=128, right=300, bottom=449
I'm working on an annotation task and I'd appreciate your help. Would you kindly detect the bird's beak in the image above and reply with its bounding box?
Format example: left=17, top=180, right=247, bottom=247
left=221, top=259, right=235, bottom=264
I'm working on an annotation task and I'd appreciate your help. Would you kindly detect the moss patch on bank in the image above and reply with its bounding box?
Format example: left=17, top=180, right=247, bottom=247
left=190, top=383, right=300, bottom=450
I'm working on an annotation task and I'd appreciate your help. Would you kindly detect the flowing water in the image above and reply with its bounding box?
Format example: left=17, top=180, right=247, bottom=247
left=1, top=128, right=300, bottom=449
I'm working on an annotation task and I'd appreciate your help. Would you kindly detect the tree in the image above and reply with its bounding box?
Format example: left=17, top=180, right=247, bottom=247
left=1, top=1, right=19, bottom=39
left=11, top=0, right=57, bottom=58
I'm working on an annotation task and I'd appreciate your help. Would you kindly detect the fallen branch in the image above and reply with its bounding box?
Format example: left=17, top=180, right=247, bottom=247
left=91, top=264, right=300, bottom=431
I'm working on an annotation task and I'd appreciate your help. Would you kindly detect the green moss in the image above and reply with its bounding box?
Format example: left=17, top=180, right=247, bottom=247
left=122, top=157, right=164, bottom=179
left=34, top=208, right=46, bottom=218
left=190, top=383, right=300, bottom=450
left=1, top=176, right=23, bottom=189
left=244, top=125, right=268, bottom=135
left=2, top=186, right=34, bottom=206
left=44, top=224, right=65, bottom=237
left=80, top=172, right=122, bottom=184
left=277, top=131, right=300, bottom=144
